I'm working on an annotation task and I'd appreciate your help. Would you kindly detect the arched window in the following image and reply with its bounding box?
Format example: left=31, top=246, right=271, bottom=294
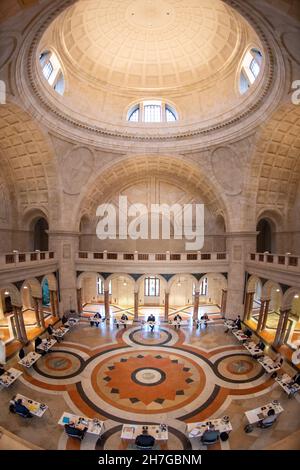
left=127, top=100, right=178, bottom=123
left=39, top=50, right=65, bottom=95
left=239, top=48, right=263, bottom=95
left=200, top=278, right=208, bottom=296
left=144, top=277, right=160, bottom=296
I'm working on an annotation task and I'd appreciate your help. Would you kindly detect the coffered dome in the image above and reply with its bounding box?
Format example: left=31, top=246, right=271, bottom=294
left=57, top=0, right=241, bottom=91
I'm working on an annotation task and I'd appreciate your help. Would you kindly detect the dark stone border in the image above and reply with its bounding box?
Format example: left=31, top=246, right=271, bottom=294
left=33, top=349, right=85, bottom=380
left=128, top=328, right=173, bottom=346
left=213, top=353, right=265, bottom=384
left=131, top=367, right=166, bottom=386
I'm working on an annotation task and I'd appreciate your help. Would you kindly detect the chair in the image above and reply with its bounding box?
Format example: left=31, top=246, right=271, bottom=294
left=201, top=430, right=220, bottom=445
left=18, top=349, right=25, bottom=360
left=64, top=424, right=87, bottom=440
left=257, top=418, right=276, bottom=429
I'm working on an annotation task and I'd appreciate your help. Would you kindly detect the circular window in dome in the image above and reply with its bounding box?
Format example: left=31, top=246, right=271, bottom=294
left=239, top=47, right=263, bottom=95
left=39, top=50, right=65, bottom=95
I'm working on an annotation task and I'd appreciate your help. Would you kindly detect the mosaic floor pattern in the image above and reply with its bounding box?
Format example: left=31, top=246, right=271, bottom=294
left=0, top=312, right=299, bottom=450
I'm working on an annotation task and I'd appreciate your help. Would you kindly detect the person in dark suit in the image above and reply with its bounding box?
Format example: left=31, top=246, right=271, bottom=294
left=34, top=336, right=46, bottom=355
left=201, top=425, right=220, bottom=444
left=135, top=429, right=155, bottom=448
left=174, top=314, right=182, bottom=329
left=64, top=423, right=87, bottom=440
left=14, top=398, right=32, bottom=418
left=120, top=313, right=129, bottom=328
left=233, top=315, right=242, bottom=330
left=18, top=348, right=25, bottom=360
left=0, top=364, right=5, bottom=376
left=147, top=314, right=156, bottom=332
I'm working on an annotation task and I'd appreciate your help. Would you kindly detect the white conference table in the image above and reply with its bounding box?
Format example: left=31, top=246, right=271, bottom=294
left=37, top=338, right=57, bottom=352
left=275, top=373, right=300, bottom=397
left=58, top=412, right=104, bottom=436
left=257, top=356, right=281, bottom=374
left=12, top=393, right=48, bottom=417
left=121, top=424, right=168, bottom=441
left=187, top=418, right=232, bottom=438
left=0, top=368, right=23, bottom=388
left=18, top=351, right=41, bottom=368
left=244, top=401, right=283, bottom=432
left=52, top=326, right=69, bottom=339
left=244, top=341, right=264, bottom=357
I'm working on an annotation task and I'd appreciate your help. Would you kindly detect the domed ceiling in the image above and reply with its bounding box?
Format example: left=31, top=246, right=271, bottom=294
left=51, top=0, right=244, bottom=91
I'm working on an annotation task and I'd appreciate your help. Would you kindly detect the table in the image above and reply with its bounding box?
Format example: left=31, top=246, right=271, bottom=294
left=11, top=394, right=48, bottom=417
left=37, top=338, right=57, bottom=352
left=257, top=356, right=281, bottom=374
left=232, top=329, right=249, bottom=342
left=169, top=320, right=189, bottom=327
left=18, top=351, right=41, bottom=368
left=275, top=373, right=300, bottom=397
left=244, top=341, right=264, bottom=357
left=58, top=412, right=104, bottom=436
left=0, top=368, right=23, bottom=388
left=245, top=401, right=283, bottom=430
left=224, top=320, right=235, bottom=330
left=114, top=319, right=133, bottom=328
left=187, top=418, right=232, bottom=438
left=52, top=326, right=69, bottom=339
left=121, top=424, right=168, bottom=441
left=65, top=318, right=79, bottom=327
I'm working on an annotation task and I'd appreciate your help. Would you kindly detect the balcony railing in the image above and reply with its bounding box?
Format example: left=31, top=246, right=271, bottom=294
left=249, top=253, right=299, bottom=268
left=77, top=251, right=228, bottom=262
left=0, top=251, right=55, bottom=267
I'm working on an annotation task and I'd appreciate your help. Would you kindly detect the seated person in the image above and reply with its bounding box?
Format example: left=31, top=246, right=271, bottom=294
left=257, top=340, right=265, bottom=351
left=61, top=314, right=68, bottom=325
left=0, top=364, right=5, bottom=376
left=94, top=312, right=102, bottom=319
left=18, top=348, right=25, bottom=360
left=201, top=424, right=220, bottom=443
left=244, top=328, right=252, bottom=338
left=201, top=313, right=209, bottom=327
left=258, top=408, right=276, bottom=427
left=64, top=423, right=87, bottom=440
left=233, top=315, right=242, bottom=330
left=120, top=313, right=129, bottom=328
left=135, top=428, right=155, bottom=448
left=290, top=372, right=300, bottom=386
left=274, top=352, right=284, bottom=367
left=47, top=325, right=53, bottom=335
left=14, top=398, right=32, bottom=418
left=147, top=314, right=156, bottom=332
left=174, top=314, right=182, bottom=329
left=34, top=336, right=46, bottom=355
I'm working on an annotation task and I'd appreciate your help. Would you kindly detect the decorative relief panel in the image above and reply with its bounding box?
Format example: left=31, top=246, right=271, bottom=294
left=61, top=146, right=95, bottom=195
left=211, top=146, right=244, bottom=196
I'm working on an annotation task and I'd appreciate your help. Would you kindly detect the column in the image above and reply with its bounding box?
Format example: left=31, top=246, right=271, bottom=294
left=104, top=289, right=110, bottom=319
left=274, top=309, right=289, bottom=347
left=243, top=292, right=250, bottom=321
left=16, top=307, right=28, bottom=343
left=134, top=291, right=139, bottom=321
left=37, top=298, right=45, bottom=329
left=48, top=230, right=79, bottom=313
left=256, top=299, right=266, bottom=332
left=279, top=309, right=290, bottom=345
left=225, top=232, right=257, bottom=319
left=261, top=299, right=270, bottom=331
left=33, top=297, right=41, bottom=327
left=77, top=288, right=83, bottom=315
left=221, top=289, right=227, bottom=316
left=193, top=291, right=200, bottom=321
left=49, top=290, right=55, bottom=316
left=164, top=292, right=169, bottom=321
left=53, top=290, right=59, bottom=317
left=12, top=309, right=22, bottom=342
left=285, top=318, right=296, bottom=345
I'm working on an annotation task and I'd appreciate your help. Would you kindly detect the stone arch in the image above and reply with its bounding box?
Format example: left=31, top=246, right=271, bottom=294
left=282, top=287, right=300, bottom=311
left=0, top=283, right=22, bottom=308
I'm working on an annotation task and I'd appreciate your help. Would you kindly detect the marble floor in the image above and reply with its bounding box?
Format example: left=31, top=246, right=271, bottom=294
left=0, top=310, right=299, bottom=450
